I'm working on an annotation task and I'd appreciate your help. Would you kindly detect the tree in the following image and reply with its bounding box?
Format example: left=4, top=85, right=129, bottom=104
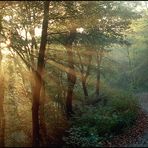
left=75, top=45, right=92, bottom=99
left=32, top=1, right=49, bottom=146
left=125, top=11, right=148, bottom=91
left=0, top=52, right=5, bottom=147
left=0, top=8, right=5, bottom=147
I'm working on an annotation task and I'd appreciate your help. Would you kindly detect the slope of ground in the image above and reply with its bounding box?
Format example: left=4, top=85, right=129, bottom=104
left=103, top=92, right=148, bottom=147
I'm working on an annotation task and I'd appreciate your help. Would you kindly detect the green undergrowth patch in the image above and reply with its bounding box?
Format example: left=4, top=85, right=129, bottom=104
left=63, top=89, right=139, bottom=147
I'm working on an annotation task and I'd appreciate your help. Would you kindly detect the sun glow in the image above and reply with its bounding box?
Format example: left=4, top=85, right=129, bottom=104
left=1, top=47, right=12, bottom=56
left=3, top=15, right=11, bottom=21
left=76, top=27, right=84, bottom=33
left=0, top=42, right=12, bottom=64
left=35, top=27, right=42, bottom=37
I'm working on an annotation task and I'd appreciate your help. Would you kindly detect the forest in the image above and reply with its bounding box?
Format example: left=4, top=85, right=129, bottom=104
left=0, top=1, right=148, bottom=147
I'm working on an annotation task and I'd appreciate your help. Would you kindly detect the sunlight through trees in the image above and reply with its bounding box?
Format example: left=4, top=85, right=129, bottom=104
left=0, top=1, right=147, bottom=147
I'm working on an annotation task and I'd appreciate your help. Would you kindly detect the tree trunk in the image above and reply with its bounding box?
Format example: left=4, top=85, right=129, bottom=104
left=95, top=50, right=102, bottom=99
left=126, top=47, right=136, bottom=90
left=82, top=77, right=88, bottom=98
left=65, top=30, right=76, bottom=118
left=40, top=82, right=49, bottom=146
left=0, top=76, right=5, bottom=147
left=30, top=30, right=37, bottom=67
left=66, top=48, right=76, bottom=117
left=76, top=49, right=91, bottom=99
left=0, top=50, right=5, bottom=147
left=32, top=71, right=41, bottom=147
left=66, top=84, right=75, bottom=117
left=32, top=1, right=49, bottom=147
left=96, top=65, right=100, bottom=97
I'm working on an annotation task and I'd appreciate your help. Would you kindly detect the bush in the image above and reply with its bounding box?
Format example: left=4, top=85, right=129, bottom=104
left=63, top=126, right=103, bottom=147
left=63, top=89, right=139, bottom=147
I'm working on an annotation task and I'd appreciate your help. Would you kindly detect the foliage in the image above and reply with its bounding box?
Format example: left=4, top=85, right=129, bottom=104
left=0, top=1, right=146, bottom=147
left=63, top=89, right=139, bottom=147
left=63, top=126, right=102, bottom=147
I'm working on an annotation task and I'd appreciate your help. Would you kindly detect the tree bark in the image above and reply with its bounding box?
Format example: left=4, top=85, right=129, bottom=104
left=32, top=1, right=49, bottom=147
left=95, top=50, right=102, bottom=98
left=30, top=29, right=37, bottom=67
left=0, top=77, right=5, bottom=147
left=0, top=50, right=5, bottom=147
left=126, top=47, right=136, bottom=90
left=40, top=82, right=49, bottom=146
left=66, top=47, right=76, bottom=117
left=76, top=49, right=90, bottom=99
left=65, top=30, right=76, bottom=118
left=96, top=64, right=100, bottom=97
left=82, top=77, right=88, bottom=98
left=32, top=71, right=41, bottom=147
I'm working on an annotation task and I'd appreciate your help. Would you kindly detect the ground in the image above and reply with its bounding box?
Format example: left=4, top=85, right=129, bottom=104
left=126, top=92, right=148, bottom=147
left=103, top=92, right=148, bottom=147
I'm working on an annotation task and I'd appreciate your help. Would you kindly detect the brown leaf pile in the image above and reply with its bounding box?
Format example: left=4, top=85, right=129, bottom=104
left=102, top=109, right=148, bottom=147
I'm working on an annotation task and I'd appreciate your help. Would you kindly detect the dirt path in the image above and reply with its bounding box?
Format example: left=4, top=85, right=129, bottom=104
left=125, top=92, right=148, bottom=147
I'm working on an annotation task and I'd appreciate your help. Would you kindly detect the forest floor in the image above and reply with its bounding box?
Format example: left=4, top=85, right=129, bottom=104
left=126, top=92, right=148, bottom=147
left=103, top=92, right=148, bottom=147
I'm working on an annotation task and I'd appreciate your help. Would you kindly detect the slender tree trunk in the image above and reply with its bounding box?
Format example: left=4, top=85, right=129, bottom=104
left=30, top=30, right=37, bottom=67
left=66, top=84, right=75, bottom=116
left=95, top=50, right=102, bottom=99
left=32, top=71, right=41, bottom=146
left=82, top=77, right=88, bottom=98
left=0, top=77, right=5, bottom=147
left=81, top=55, right=92, bottom=99
left=77, top=49, right=90, bottom=99
left=96, top=64, right=100, bottom=97
left=65, top=30, right=76, bottom=118
left=32, top=1, right=49, bottom=147
left=0, top=86, right=5, bottom=147
left=66, top=47, right=76, bottom=117
left=40, top=81, right=49, bottom=146
left=126, top=47, right=136, bottom=90
left=0, top=50, right=5, bottom=147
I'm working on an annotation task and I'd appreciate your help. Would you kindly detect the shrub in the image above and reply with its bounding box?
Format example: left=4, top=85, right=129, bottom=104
left=63, top=126, right=103, bottom=147
left=63, top=89, right=139, bottom=147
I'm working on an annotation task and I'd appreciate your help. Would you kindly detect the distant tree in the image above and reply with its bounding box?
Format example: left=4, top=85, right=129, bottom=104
left=126, top=12, right=148, bottom=91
